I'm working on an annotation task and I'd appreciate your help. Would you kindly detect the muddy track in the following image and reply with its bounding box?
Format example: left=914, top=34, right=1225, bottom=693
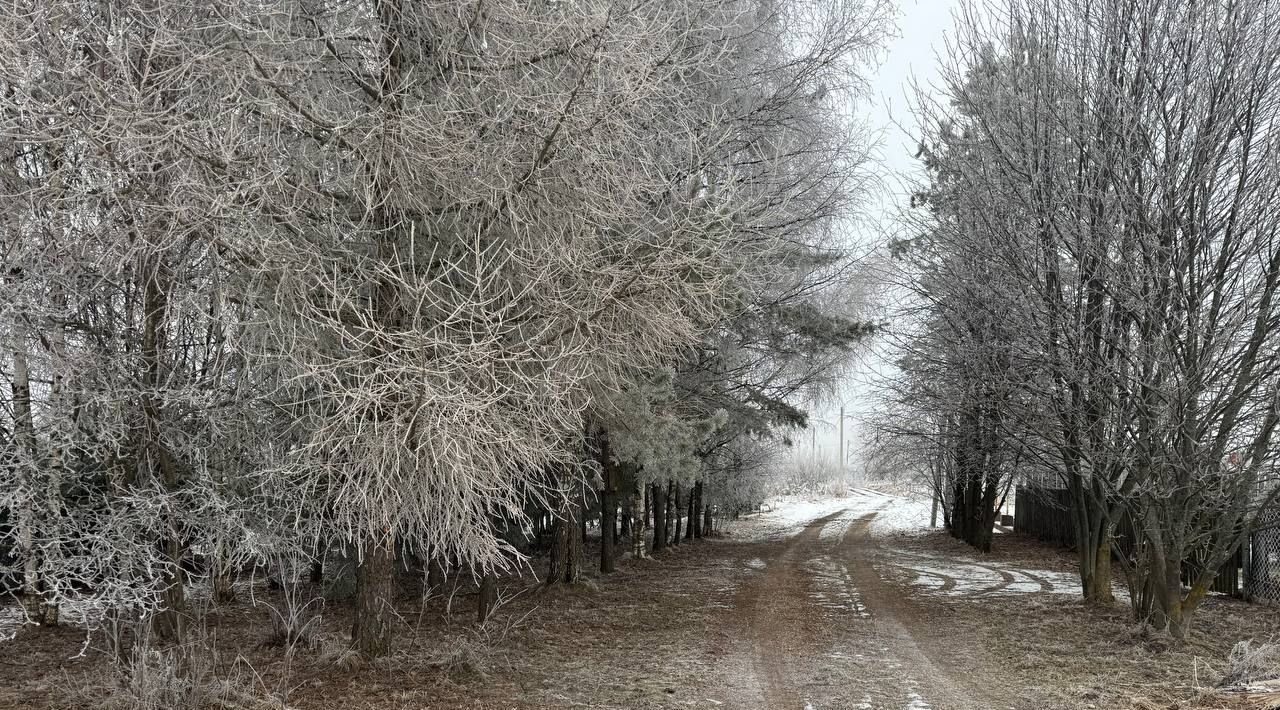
left=731, top=509, right=848, bottom=708
left=841, top=514, right=998, bottom=709
left=721, top=506, right=1001, bottom=709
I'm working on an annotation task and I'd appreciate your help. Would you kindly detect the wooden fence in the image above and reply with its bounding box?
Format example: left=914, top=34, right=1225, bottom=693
left=1013, top=487, right=1255, bottom=600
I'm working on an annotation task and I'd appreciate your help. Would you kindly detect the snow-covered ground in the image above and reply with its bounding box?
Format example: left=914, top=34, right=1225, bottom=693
left=0, top=595, right=111, bottom=643
left=728, top=495, right=856, bottom=541
left=891, top=550, right=1083, bottom=597
left=730, top=487, right=929, bottom=542
left=0, top=606, right=23, bottom=642
left=865, top=492, right=934, bottom=536
left=733, top=491, right=1092, bottom=603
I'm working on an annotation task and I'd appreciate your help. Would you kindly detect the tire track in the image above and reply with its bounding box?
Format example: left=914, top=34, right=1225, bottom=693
left=735, top=509, right=847, bottom=709
left=720, top=501, right=1005, bottom=709
left=840, top=513, right=998, bottom=710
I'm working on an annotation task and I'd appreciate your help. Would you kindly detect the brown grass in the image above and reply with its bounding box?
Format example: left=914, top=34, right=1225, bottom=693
left=1, top=524, right=1277, bottom=710
left=877, top=528, right=1280, bottom=710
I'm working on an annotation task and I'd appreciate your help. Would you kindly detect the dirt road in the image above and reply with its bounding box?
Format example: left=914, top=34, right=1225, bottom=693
left=14, top=493, right=1266, bottom=710
left=714, top=501, right=1005, bottom=710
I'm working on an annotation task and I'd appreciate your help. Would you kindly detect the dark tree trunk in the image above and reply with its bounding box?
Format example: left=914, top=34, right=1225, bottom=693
left=666, top=480, right=677, bottom=546
left=309, top=540, right=325, bottom=587
left=213, top=569, right=237, bottom=604
left=703, top=502, right=713, bottom=536
left=672, top=483, right=682, bottom=546
left=600, top=484, right=616, bottom=574
left=140, top=255, right=186, bottom=642
left=426, top=556, right=447, bottom=592
left=352, top=536, right=395, bottom=658
left=599, top=429, right=618, bottom=573
left=212, top=538, right=238, bottom=603
left=651, top=483, right=667, bottom=552
left=620, top=509, right=631, bottom=539
left=692, top=482, right=705, bottom=538
left=153, top=535, right=187, bottom=642
left=548, top=499, right=582, bottom=585
left=643, top=485, right=651, bottom=530
left=477, top=573, right=497, bottom=623
left=685, top=483, right=696, bottom=540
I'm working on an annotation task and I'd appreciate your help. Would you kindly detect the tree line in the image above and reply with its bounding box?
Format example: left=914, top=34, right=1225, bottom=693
left=878, top=0, right=1280, bottom=638
left=0, top=0, right=889, bottom=659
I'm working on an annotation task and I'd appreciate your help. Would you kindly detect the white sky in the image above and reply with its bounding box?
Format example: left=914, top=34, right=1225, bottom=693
left=804, top=0, right=965, bottom=471
left=866, top=0, right=963, bottom=212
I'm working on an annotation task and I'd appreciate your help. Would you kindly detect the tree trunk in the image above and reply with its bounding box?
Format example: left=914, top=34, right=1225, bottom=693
left=672, top=483, right=682, bottom=546
left=600, top=486, right=616, bottom=573
left=686, top=483, right=696, bottom=540
left=1082, top=536, right=1113, bottom=604
left=426, top=556, right=446, bottom=592
left=352, top=535, right=395, bottom=658
left=703, top=501, right=713, bottom=536
left=651, top=483, right=667, bottom=553
left=477, top=573, right=497, bottom=623
left=141, top=255, right=187, bottom=642
left=968, top=480, right=999, bottom=553
left=693, top=482, right=705, bottom=538
left=600, top=430, right=617, bottom=574
left=213, top=536, right=237, bottom=604
left=630, top=502, right=645, bottom=559
left=643, top=485, right=651, bottom=530
left=665, top=481, right=675, bottom=547
left=308, top=545, right=324, bottom=588
left=12, top=322, right=41, bottom=621
left=40, top=287, right=67, bottom=628
left=1070, top=472, right=1115, bottom=605
left=213, top=568, right=237, bottom=605
left=548, top=499, right=582, bottom=585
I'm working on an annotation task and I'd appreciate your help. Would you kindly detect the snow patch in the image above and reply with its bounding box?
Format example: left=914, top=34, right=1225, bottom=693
left=868, top=495, right=935, bottom=536
left=893, top=552, right=1082, bottom=598
left=727, top=496, right=853, bottom=542
left=906, top=691, right=932, bottom=709
left=745, top=557, right=767, bottom=570
left=0, top=596, right=111, bottom=643
left=806, top=555, right=872, bottom=618
left=726, top=489, right=923, bottom=543
left=818, top=509, right=863, bottom=544
left=0, top=606, right=25, bottom=642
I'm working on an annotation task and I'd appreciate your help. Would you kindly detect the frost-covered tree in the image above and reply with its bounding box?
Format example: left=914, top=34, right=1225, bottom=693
left=896, top=0, right=1280, bottom=636
left=0, top=0, right=891, bottom=660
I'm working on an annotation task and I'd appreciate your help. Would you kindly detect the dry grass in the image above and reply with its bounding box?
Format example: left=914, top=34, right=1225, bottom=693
left=0, top=537, right=744, bottom=710
left=2, top=526, right=1278, bottom=710
left=877, top=528, right=1280, bottom=710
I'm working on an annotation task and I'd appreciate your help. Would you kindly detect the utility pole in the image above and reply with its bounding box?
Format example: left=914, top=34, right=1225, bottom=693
left=838, top=405, right=844, bottom=475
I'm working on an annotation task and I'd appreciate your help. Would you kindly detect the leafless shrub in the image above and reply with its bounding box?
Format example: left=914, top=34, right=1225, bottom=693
left=314, top=633, right=364, bottom=673
left=1221, top=641, right=1280, bottom=689
left=256, top=587, right=323, bottom=651
left=71, top=624, right=284, bottom=710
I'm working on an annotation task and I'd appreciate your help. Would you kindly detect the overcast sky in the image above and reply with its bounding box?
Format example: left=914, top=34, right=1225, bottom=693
left=866, top=0, right=963, bottom=218
left=804, top=0, right=965, bottom=470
